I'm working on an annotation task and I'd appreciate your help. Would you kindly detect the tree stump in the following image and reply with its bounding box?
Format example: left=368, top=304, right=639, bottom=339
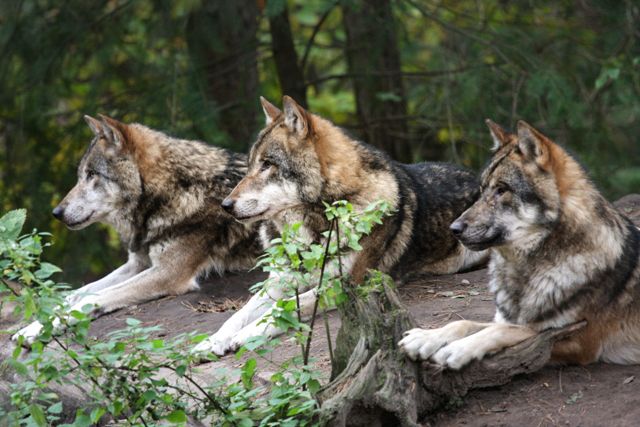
left=317, top=278, right=585, bottom=426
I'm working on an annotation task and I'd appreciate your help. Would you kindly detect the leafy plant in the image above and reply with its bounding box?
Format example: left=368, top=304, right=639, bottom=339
left=1, top=200, right=393, bottom=426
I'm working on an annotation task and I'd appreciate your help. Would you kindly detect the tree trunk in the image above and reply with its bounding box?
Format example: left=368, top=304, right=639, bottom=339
left=186, top=2, right=259, bottom=149
left=318, top=276, right=585, bottom=426
left=268, top=6, right=307, bottom=107
left=342, top=0, right=412, bottom=162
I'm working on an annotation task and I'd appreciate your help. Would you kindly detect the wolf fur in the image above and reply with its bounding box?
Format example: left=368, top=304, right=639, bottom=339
left=13, top=115, right=263, bottom=344
left=194, top=96, right=487, bottom=356
left=399, top=120, right=640, bottom=369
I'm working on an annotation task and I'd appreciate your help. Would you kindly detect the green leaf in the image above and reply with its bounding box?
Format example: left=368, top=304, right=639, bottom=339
left=125, top=318, right=141, bottom=326
left=29, top=404, right=47, bottom=427
left=175, top=364, right=187, bottom=377
left=237, top=419, right=254, bottom=427
left=35, top=262, right=62, bottom=280
left=72, top=410, right=92, bottom=427
left=0, top=209, right=26, bottom=240
left=48, top=402, right=63, bottom=414
left=90, top=407, right=106, bottom=424
left=375, top=91, right=402, bottom=102
left=142, top=390, right=157, bottom=402
left=241, top=358, right=257, bottom=388
left=595, top=67, right=620, bottom=89
left=8, top=358, right=28, bottom=375
left=165, top=409, right=187, bottom=423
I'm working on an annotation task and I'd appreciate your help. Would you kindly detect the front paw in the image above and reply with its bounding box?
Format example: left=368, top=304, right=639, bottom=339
left=12, top=321, right=44, bottom=346
left=192, top=333, right=234, bottom=359
left=432, top=339, right=483, bottom=370
left=398, top=327, right=451, bottom=361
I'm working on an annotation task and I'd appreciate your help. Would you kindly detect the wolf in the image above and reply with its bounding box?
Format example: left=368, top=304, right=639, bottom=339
left=13, top=115, right=263, bottom=344
left=399, top=119, right=640, bottom=369
left=193, top=96, right=488, bottom=356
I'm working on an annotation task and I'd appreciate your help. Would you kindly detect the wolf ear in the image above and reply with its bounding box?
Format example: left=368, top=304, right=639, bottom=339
left=516, top=120, right=551, bottom=164
left=485, top=119, right=512, bottom=151
left=282, top=95, right=309, bottom=138
left=98, top=114, right=127, bottom=148
left=260, top=96, right=282, bottom=125
left=84, top=115, right=104, bottom=136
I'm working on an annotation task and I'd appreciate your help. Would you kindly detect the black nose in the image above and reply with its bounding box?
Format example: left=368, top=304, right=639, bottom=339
left=52, top=206, right=64, bottom=220
left=450, top=220, right=467, bottom=236
left=221, top=198, right=235, bottom=212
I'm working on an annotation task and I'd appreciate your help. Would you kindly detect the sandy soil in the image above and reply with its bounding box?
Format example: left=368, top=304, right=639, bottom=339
left=3, top=195, right=640, bottom=426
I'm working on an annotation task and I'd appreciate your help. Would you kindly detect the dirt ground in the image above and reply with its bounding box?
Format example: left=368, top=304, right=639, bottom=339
left=3, top=195, right=640, bottom=426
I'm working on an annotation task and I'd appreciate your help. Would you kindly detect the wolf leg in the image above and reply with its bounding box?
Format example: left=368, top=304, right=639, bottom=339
left=228, top=288, right=319, bottom=352
left=13, top=245, right=199, bottom=345
left=65, top=252, right=148, bottom=305
left=12, top=254, right=149, bottom=344
left=68, top=262, right=199, bottom=316
left=398, top=320, right=491, bottom=361
left=431, top=323, right=536, bottom=370
left=192, top=274, right=295, bottom=356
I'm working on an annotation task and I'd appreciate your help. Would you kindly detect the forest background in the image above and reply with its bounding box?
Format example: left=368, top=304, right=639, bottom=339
left=1, top=0, right=638, bottom=283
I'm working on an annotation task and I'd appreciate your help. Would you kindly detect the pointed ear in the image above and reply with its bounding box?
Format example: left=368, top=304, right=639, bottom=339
left=485, top=119, right=512, bottom=151
left=84, top=115, right=104, bottom=136
left=260, top=96, right=282, bottom=125
left=516, top=120, right=551, bottom=163
left=98, top=114, right=126, bottom=147
left=282, top=95, right=309, bottom=137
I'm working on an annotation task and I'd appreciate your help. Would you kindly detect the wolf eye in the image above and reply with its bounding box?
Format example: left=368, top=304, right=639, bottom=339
left=495, top=184, right=509, bottom=196
left=260, top=159, right=273, bottom=171
left=86, top=170, right=96, bottom=179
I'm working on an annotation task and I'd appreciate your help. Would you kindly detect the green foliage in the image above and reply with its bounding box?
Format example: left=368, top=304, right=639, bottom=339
left=1, top=200, right=394, bottom=425
left=3, top=0, right=638, bottom=284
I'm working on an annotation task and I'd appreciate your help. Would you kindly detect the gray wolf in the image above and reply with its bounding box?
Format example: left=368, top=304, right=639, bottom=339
left=194, top=96, right=487, bottom=356
left=399, top=120, right=640, bottom=368
left=13, top=115, right=263, bottom=343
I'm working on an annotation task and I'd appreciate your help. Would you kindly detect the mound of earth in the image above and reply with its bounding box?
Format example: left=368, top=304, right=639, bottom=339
left=2, top=194, right=640, bottom=426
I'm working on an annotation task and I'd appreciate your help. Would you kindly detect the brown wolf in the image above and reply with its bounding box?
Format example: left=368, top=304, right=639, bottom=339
left=13, top=115, right=263, bottom=344
left=399, top=120, right=640, bottom=369
left=194, top=96, right=487, bottom=356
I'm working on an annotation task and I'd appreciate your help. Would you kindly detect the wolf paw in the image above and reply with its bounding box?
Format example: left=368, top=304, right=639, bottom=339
left=432, top=339, right=484, bottom=370
left=12, top=321, right=44, bottom=346
left=192, top=333, right=234, bottom=358
left=398, top=327, right=451, bottom=361
left=229, top=324, right=266, bottom=352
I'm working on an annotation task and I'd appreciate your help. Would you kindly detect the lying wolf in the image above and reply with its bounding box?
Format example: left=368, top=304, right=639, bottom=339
left=194, top=96, right=488, bottom=356
left=13, top=115, right=263, bottom=343
left=400, top=120, right=640, bottom=368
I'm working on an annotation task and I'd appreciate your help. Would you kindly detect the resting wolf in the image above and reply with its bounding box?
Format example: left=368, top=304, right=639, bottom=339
left=13, top=115, right=263, bottom=344
left=194, top=96, right=487, bottom=356
left=400, top=120, right=640, bottom=368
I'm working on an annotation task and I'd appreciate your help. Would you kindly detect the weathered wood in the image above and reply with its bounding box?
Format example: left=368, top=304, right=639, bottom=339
left=318, top=277, right=585, bottom=426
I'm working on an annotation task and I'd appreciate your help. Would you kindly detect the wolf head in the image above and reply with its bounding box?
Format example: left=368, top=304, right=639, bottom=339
left=450, top=120, right=569, bottom=253
left=53, top=115, right=142, bottom=230
left=221, top=96, right=325, bottom=222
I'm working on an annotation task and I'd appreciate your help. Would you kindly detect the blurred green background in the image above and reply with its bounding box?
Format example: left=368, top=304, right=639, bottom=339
left=1, top=0, right=639, bottom=284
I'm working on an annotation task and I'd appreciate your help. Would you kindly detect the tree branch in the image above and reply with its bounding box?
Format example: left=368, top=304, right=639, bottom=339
left=300, top=2, right=338, bottom=74
left=305, top=63, right=504, bottom=87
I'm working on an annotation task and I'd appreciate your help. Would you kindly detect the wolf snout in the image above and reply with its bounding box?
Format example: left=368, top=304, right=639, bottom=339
left=221, top=197, right=235, bottom=213
left=450, top=219, right=467, bottom=236
left=52, top=205, right=64, bottom=220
